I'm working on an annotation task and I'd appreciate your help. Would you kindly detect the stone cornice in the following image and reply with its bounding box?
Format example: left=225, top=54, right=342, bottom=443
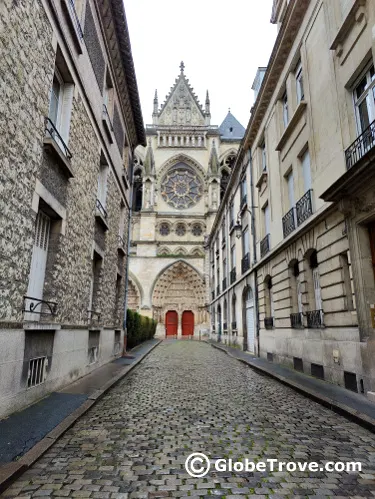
left=97, top=0, right=146, bottom=147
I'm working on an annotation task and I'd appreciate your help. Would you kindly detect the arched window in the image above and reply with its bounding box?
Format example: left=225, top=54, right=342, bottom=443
left=289, top=259, right=303, bottom=328
left=176, top=223, right=186, bottom=236
left=159, top=223, right=170, bottom=236
left=220, top=169, right=230, bottom=201
left=132, top=168, right=143, bottom=212
left=304, top=249, right=324, bottom=327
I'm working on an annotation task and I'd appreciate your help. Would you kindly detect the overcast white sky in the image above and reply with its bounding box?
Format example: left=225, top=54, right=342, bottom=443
left=124, top=0, right=277, bottom=129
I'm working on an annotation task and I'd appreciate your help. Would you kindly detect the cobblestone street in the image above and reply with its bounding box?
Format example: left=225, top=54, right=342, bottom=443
left=3, top=341, right=375, bottom=499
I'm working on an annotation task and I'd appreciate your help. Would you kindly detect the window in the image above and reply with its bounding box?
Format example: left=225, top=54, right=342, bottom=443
left=97, top=162, right=109, bottom=212
left=88, top=331, right=100, bottom=364
left=133, top=168, right=143, bottom=212
left=263, top=203, right=270, bottom=236
left=230, top=203, right=235, bottom=227
left=286, top=170, right=295, bottom=209
left=231, top=243, right=236, bottom=269
left=296, top=61, right=304, bottom=103
left=159, top=223, right=170, bottom=236
left=119, top=202, right=126, bottom=238
left=261, top=140, right=267, bottom=172
left=88, top=251, right=102, bottom=319
left=192, top=224, right=203, bottom=236
left=264, top=276, right=274, bottom=320
left=46, top=64, right=74, bottom=154
left=223, top=258, right=227, bottom=277
left=242, top=226, right=249, bottom=257
left=114, top=274, right=122, bottom=323
left=240, top=176, right=247, bottom=200
left=354, top=64, right=375, bottom=134
left=340, top=252, right=354, bottom=311
left=282, top=91, right=289, bottom=127
left=301, top=149, right=312, bottom=192
left=176, top=223, right=186, bottom=236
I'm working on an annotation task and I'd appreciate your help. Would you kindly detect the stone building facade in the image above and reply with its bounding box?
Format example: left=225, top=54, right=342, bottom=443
left=128, top=63, right=244, bottom=337
left=0, top=0, right=144, bottom=418
left=209, top=0, right=375, bottom=396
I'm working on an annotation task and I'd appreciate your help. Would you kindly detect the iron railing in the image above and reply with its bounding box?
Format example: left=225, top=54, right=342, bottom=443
left=290, top=312, right=304, bottom=329
left=96, top=198, right=108, bottom=219
left=296, top=189, right=313, bottom=226
left=230, top=268, right=236, bottom=284
left=306, top=309, right=324, bottom=328
left=231, top=321, right=237, bottom=331
left=23, top=296, right=58, bottom=316
left=345, top=119, right=375, bottom=170
left=222, top=278, right=227, bottom=291
left=65, top=0, right=84, bottom=38
left=264, top=317, right=274, bottom=330
left=103, top=104, right=114, bottom=131
left=241, top=253, right=250, bottom=273
left=45, top=117, right=72, bottom=159
left=282, top=207, right=296, bottom=238
left=27, top=356, right=48, bottom=388
left=260, top=234, right=270, bottom=258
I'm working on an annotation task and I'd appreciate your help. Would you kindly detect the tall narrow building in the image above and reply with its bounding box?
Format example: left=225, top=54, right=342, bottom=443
left=129, top=63, right=244, bottom=336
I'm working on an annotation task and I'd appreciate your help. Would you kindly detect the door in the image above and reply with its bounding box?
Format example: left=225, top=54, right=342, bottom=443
left=246, top=289, right=255, bottom=353
left=25, top=211, right=51, bottom=321
left=165, top=311, right=178, bottom=337
left=182, top=311, right=194, bottom=336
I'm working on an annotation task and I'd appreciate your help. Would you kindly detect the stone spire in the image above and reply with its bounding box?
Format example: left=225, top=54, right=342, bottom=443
left=209, top=139, right=219, bottom=175
left=152, top=90, right=159, bottom=125
left=205, top=90, right=211, bottom=125
left=180, top=61, right=185, bottom=74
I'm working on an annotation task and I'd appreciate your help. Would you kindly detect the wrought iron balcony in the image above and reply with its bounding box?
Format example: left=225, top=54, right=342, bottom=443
left=296, top=189, right=313, bottom=226
left=231, top=321, right=237, bottom=331
left=222, top=278, right=227, bottom=291
left=345, top=119, right=375, bottom=170
left=264, top=317, right=274, bottom=330
left=96, top=198, right=108, bottom=219
left=290, top=312, right=304, bottom=329
left=241, top=253, right=250, bottom=274
left=260, top=234, right=270, bottom=258
left=306, top=309, right=324, bottom=328
left=45, top=117, right=73, bottom=160
left=23, top=296, right=58, bottom=317
left=230, top=268, right=236, bottom=284
left=216, top=285, right=220, bottom=296
left=240, top=194, right=247, bottom=210
left=118, top=234, right=126, bottom=255
left=282, top=207, right=296, bottom=238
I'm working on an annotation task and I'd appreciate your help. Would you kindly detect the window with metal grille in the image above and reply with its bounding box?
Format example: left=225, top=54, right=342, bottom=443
left=27, top=356, right=48, bottom=388
left=293, top=357, right=304, bottom=372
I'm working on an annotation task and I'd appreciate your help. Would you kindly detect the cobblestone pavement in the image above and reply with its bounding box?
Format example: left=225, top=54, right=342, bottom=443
left=3, top=341, right=375, bottom=499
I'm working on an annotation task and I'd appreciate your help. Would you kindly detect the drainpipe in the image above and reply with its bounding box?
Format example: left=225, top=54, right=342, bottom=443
left=122, top=155, right=135, bottom=348
left=249, top=149, right=260, bottom=357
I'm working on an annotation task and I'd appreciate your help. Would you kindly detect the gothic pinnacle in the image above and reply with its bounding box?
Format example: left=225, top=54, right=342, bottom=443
left=180, top=61, right=185, bottom=73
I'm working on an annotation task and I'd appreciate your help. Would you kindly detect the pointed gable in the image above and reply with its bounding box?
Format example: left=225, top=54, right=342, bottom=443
left=158, top=62, right=205, bottom=126
left=219, top=111, right=246, bottom=141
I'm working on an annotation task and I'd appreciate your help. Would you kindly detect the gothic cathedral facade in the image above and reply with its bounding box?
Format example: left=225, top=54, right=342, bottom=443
left=128, top=63, right=244, bottom=337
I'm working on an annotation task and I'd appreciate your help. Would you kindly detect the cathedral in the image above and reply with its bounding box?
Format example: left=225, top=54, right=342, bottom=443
left=128, top=63, right=245, bottom=337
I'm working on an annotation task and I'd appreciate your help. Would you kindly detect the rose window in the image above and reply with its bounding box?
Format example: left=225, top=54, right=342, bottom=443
left=161, top=166, right=203, bottom=209
left=159, top=223, right=170, bottom=236
left=176, top=224, right=186, bottom=236
left=192, top=224, right=203, bottom=236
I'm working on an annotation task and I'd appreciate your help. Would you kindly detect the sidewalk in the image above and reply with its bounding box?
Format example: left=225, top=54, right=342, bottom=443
left=209, top=340, right=375, bottom=432
left=0, top=339, right=161, bottom=492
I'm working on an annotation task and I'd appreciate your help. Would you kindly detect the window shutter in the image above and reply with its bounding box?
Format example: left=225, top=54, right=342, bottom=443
left=59, top=83, right=74, bottom=145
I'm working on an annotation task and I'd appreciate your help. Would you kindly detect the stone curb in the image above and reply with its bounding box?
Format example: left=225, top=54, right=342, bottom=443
left=0, top=339, right=162, bottom=494
left=209, top=342, right=375, bottom=433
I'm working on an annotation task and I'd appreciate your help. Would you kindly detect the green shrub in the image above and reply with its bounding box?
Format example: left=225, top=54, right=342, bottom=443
left=126, top=309, right=157, bottom=349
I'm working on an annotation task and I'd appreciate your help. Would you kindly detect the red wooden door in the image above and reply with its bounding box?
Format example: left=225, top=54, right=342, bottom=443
left=182, top=311, right=194, bottom=336
left=165, top=311, right=178, bottom=337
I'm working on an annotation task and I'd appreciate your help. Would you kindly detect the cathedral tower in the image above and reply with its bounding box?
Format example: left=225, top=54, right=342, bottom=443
left=128, top=63, right=245, bottom=337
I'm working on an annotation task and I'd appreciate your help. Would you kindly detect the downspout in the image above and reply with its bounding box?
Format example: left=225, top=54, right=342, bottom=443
left=249, top=149, right=260, bottom=357
left=122, top=156, right=135, bottom=343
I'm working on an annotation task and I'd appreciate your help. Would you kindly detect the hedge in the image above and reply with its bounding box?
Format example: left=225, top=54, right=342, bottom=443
left=126, top=309, right=157, bottom=349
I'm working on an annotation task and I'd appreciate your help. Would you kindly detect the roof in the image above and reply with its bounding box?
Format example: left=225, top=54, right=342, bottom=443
left=219, top=111, right=245, bottom=140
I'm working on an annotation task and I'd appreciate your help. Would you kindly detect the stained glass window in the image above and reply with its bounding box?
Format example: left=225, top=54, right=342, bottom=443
left=161, top=165, right=203, bottom=209
left=159, top=223, right=170, bottom=236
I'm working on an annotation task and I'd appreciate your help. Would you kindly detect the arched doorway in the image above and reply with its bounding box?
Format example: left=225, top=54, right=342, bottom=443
left=165, top=310, right=178, bottom=337
left=242, top=286, right=254, bottom=352
left=182, top=311, right=194, bottom=336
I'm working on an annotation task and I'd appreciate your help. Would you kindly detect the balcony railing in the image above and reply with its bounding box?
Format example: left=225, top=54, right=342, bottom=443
left=230, top=268, right=236, bottom=284
left=260, top=234, right=270, bottom=258
left=240, top=194, right=247, bottom=209
left=45, top=117, right=72, bottom=160
left=231, top=321, right=237, bottom=331
left=306, top=309, right=324, bottom=328
left=23, top=296, right=58, bottom=317
left=264, top=317, right=274, bottom=330
left=222, top=278, right=227, bottom=291
left=96, top=198, right=108, bottom=219
left=241, top=253, right=250, bottom=274
left=345, top=119, right=375, bottom=170
left=282, top=207, right=296, bottom=238
left=296, top=189, right=313, bottom=226
left=290, top=312, right=303, bottom=329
